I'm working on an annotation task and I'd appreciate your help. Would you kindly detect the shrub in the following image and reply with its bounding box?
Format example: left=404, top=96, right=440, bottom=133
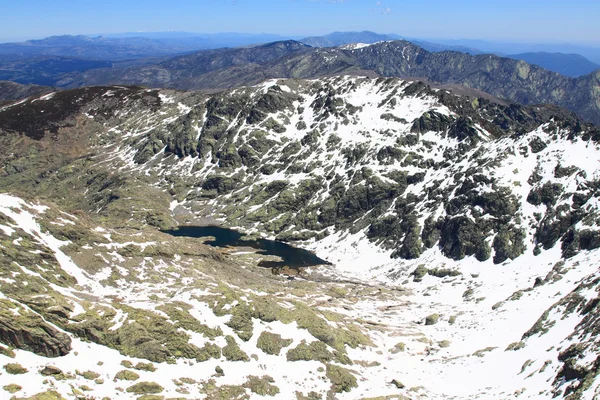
left=126, top=381, right=164, bottom=394
left=222, top=336, right=249, bottom=362
left=425, top=314, right=440, bottom=325
left=3, top=384, right=22, bottom=394
left=78, top=370, right=100, bottom=380
left=115, top=370, right=140, bottom=381
left=243, top=375, right=280, bottom=396
left=135, top=362, right=156, bottom=372
left=286, top=340, right=334, bottom=362
left=3, top=363, right=28, bottom=374
left=326, top=364, right=357, bottom=393
left=257, top=332, right=293, bottom=355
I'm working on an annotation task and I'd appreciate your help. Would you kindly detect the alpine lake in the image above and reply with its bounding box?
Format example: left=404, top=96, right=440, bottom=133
left=164, top=226, right=330, bottom=273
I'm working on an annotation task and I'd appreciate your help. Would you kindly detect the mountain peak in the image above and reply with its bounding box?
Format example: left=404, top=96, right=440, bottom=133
left=256, top=40, right=311, bottom=50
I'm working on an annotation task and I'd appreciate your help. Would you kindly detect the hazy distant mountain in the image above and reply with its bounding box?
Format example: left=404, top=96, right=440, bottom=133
left=506, top=52, right=600, bottom=77
left=103, top=31, right=298, bottom=46
left=300, top=31, right=395, bottom=47
left=0, top=35, right=205, bottom=60
left=0, top=33, right=303, bottom=62
left=429, top=38, right=600, bottom=64
left=300, top=31, right=482, bottom=54
left=0, top=55, right=111, bottom=85
left=408, top=39, right=483, bottom=55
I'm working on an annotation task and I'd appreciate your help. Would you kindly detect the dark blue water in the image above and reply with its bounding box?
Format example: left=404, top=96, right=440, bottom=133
left=164, top=226, right=330, bottom=268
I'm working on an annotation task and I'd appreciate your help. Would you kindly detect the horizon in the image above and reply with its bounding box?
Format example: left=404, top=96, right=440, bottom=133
left=2, top=0, right=600, bottom=46
left=1, top=30, right=600, bottom=49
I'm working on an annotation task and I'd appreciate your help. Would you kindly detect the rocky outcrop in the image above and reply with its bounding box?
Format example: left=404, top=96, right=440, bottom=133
left=0, top=303, right=71, bottom=357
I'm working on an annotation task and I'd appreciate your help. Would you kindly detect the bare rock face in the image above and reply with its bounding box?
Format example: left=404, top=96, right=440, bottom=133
left=0, top=305, right=71, bottom=357
left=39, top=365, right=64, bottom=376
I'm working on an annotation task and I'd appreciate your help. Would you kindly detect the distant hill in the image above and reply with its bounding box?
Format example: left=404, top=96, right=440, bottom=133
left=427, top=38, right=600, bottom=64
left=0, top=55, right=111, bottom=85
left=506, top=52, right=600, bottom=77
left=0, top=33, right=302, bottom=61
left=0, top=81, right=53, bottom=103
left=0, top=35, right=206, bottom=60
left=300, top=31, right=482, bottom=54
left=408, top=39, right=482, bottom=55
left=58, top=39, right=600, bottom=125
left=300, top=31, right=394, bottom=47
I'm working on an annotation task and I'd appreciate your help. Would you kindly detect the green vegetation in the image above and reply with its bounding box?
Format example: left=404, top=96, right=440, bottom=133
left=134, top=362, right=157, bottom=372
left=200, top=379, right=249, bottom=400
left=222, top=336, right=250, bottom=362
left=256, top=331, right=293, bottom=355
left=14, top=390, right=66, bottom=400
left=287, top=340, right=334, bottom=362
left=505, top=341, right=525, bottom=351
left=425, top=314, right=440, bottom=326
left=77, top=370, right=100, bottom=380
left=390, top=342, right=405, bottom=354
left=243, top=375, right=280, bottom=396
left=0, top=345, right=16, bottom=358
left=3, top=384, right=22, bottom=393
left=326, top=364, right=357, bottom=393
left=115, top=370, right=140, bottom=381
left=3, top=362, right=28, bottom=374
left=136, top=396, right=165, bottom=400
left=126, top=381, right=164, bottom=394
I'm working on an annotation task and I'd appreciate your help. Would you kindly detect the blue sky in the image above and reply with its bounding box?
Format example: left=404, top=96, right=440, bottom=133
left=1, top=0, right=599, bottom=44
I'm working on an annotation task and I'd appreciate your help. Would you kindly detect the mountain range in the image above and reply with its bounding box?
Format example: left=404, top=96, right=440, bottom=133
left=506, top=52, right=600, bottom=78
left=38, top=39, right=599, bottom=126
left=2, top=74, right=600, bottom=398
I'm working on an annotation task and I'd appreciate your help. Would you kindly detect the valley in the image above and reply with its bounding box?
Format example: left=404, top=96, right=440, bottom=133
left=1, top=75, right=600, bottom=399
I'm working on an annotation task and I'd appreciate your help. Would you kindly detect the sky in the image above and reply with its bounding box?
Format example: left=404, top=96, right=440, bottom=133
left=1, top=0, right=599, bottom=44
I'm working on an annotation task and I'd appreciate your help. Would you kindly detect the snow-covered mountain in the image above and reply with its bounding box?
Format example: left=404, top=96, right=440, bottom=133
left=1, top=77, right=600, bottom=399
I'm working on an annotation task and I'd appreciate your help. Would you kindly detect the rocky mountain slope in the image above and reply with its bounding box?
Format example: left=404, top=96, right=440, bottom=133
left=1, top=77, right=600, bottom=399
left=0, top=80, right=53, bottom=103
left=58, top=40, right=600, bottom=126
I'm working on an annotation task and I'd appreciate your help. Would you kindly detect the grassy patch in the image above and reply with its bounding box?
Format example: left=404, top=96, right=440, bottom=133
left=243, top=375, right=280, bottom=396
left=134, top=362, right=156, bottom=372
left=287, top=340, right=334, bottom=362
left=222, top=336, right=249, bottom=362
left=200, top=379, right=249, bottom=400
left=390, top=342, right=405, bottom=354
left=3, top=383, right=22, bottom=393
left=126, top=381, right=164, bottom=394
left=0, top=345, right=16, bottom=358
left=14, top=390, right=66, bottom=399
left=326, top=364, right=357, bottom=393
left=3, top=362, right=28, bottom=374
left=425, top=314, right=440, bottom=325
left=77, top=370, right=100, bottom=380
left=114, top=370, right=140, bottom=381
left=257, top=331, right=293, bottom=355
